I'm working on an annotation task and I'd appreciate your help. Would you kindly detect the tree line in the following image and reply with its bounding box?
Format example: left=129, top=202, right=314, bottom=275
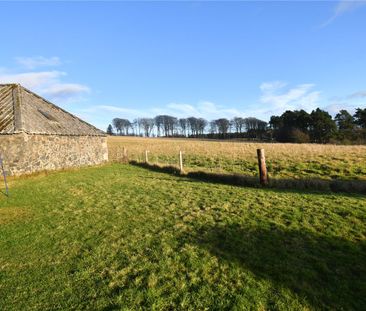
left=108, top=116, right=267, bottom=139
left=269, top=108, right=366, bottom=144
left=107, top=107, right=366, bottom=144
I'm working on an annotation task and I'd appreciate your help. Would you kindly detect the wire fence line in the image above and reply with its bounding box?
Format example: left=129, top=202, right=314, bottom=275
left=108, top=142, right=366, bottom=183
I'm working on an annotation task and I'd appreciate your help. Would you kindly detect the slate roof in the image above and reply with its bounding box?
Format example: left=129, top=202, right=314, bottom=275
left=0, top=84, right=105, bottom=136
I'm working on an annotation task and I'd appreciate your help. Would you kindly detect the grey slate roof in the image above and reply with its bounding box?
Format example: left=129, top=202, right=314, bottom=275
left=0, top=84, right=105, bottom=136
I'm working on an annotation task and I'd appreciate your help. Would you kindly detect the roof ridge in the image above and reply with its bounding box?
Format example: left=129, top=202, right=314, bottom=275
left=0, top=83, right=21, bottom=87
left=13, top=84, right=24, bottom=131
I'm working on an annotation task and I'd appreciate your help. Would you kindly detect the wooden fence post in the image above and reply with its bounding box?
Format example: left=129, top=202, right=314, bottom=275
left=179, top=150, right=184, bottom=173
left=145, top=150, right=149, bottom=163
left=257, top=148, right=268, bottom=186
left=123, top=147, right=128, bottom=163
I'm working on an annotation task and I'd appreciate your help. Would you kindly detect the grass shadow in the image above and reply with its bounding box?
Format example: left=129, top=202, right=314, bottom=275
left=129, top=161, right=366, bottom=195
left=180, top=223, right=366, bottom=310
left=129, top=161, right=183, bottom=175
left=0, top=187, right=9, bottom=197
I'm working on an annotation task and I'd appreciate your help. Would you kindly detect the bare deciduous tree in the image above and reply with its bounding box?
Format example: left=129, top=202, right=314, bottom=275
left=140, top=118, right=155, bottom=137
left=214, top=118, right=230, bottom=135
left=231, top=117, right=245, bottom=133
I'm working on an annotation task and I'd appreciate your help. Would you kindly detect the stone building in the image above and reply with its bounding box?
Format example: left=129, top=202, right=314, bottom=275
left=0, top=84, right=108, bottom=176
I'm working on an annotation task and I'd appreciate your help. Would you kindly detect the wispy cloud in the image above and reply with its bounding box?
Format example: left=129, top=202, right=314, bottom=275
left=15, top=56, right=62, bottom=69
left=324, top=89, right=366, bottom=115
left=73, top=82, right=366, bottom=130
left=81, top=101, right=246, bottom=122
left=165, top=101, right=245, bottom=119
left=0, top=57, right=89, bottom=103
left=74, top=105, right=152, bottom=130
left=42, top=83, right=90, bottom=99
left=322, top=0, right=366, bottom=27
left=259, top=81, right=287, bottom=93
left=255, top=81, right=365, bottom=118
left=81, top=105, right=141, bottom=116
left=0, top=70, right=65, bottom=89
left=348, top=90, right=366, bottom=99
left=81, top=82, right=323, bottom=127
left=253, top=81, right=321, bottom=118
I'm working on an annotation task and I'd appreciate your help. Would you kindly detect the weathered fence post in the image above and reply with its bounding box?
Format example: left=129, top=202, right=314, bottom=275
left=257, top=148, right=268, bottom=186
left=145, top=150, right=149, bottom=163
left=116, top=147, right=120, bottom=162
left=0, top=155, right=9, bottom=196
left=179, top=150, right=184, bottom=173
left=123, top=147, right=128, bottom=163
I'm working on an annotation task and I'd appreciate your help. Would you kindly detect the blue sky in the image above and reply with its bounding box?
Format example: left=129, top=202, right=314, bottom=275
left=0, top=1, right=365, bottom=130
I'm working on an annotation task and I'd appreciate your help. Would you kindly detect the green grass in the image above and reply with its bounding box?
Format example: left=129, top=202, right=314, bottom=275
left=0, top=164, right=365, bottom=310
left=136, top=153, right=366, bottom=180
left=108, top=136, right=366, bottom=181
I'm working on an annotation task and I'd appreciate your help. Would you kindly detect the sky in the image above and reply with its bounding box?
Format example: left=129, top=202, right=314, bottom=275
left=0, top=0, right=365, bottom=131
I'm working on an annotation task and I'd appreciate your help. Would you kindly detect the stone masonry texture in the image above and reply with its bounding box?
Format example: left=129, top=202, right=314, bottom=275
left=0, top=133, right=108, bottom=176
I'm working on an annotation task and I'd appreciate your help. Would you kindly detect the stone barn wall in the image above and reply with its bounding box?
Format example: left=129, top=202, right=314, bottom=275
left=0, top=133, right=108, bottom=176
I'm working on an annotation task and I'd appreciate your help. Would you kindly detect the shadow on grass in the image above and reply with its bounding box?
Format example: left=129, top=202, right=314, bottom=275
left=0, top=188, right=9, bottom=197
left=129, top=161, right=366, bottom=195
left=180, top=223, right=366, bottom=310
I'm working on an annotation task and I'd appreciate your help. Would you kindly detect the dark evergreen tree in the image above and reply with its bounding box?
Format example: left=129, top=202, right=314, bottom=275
left=335, top=110, right=354, bottom=130
left=106, top=124, right=113, bottom=135
left=354, top=108, right=366, bottom=128
left=309, top=108, right=337, bottom=143
left=269, top=115, right=283, bottom=130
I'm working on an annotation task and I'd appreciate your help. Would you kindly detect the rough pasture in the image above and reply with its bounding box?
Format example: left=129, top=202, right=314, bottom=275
left=108, top=136, right=366, bottom=181
left=0, top=164, right=365, bottom=310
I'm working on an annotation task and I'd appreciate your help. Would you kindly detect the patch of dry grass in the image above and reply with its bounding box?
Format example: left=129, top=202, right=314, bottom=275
left=0, top=207, right=31, bottom=225
left=108, top=136, right=366, bottom=180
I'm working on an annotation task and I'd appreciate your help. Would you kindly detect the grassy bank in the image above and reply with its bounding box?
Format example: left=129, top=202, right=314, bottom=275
left=108, top=136, right=366, bottom=180
left=1, top=164, right=365, bottom=310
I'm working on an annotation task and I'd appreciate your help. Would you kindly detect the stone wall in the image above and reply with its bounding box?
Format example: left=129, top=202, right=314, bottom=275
left=0, top=133, right=108, bottom=176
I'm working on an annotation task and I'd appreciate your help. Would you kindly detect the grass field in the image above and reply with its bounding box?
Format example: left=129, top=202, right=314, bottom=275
left=108, top=136, right=366, bottom=181
left=1, top=164, right=365, bottom=310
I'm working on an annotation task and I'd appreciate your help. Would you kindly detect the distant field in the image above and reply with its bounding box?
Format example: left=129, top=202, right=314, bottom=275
left=108, top=136, right=366, bottom=180
left=0, top=164, right=365, bottom=310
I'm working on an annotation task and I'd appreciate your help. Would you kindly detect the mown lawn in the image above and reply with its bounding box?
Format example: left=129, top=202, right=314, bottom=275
left=0, top=164, right=365, bottom=310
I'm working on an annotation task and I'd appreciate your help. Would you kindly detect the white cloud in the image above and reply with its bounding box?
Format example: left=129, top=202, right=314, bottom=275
left=334, top=0, right=366, bottom=16
left=324, top=90, right=366, bottom=115
left=255, top=81, right=321, bottom=118
left=323, top=102, right=361, bottom=116
left=259, top=81, right=287, bottom=92
left=166, top=101, right=245, bottom=119
left=166, top=103, right=198, bottom=116
left=80, top=82, right=323, bottom=128
left=0, top=67, right=89, bottom=103
left=79, top=101, right=247, bottom=125
left=15, top=56, right=62, bottom=69
left=0, top=71, right=65, bottom=89
left=42, top=83, right=90, bottom=99
left=322, top=0, right=366, bottom=27
left=81, top=105, right=141, bottom=116
left=74, top=82, right=366, bottom=130
left=73, top=105, right=144, bottom=131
